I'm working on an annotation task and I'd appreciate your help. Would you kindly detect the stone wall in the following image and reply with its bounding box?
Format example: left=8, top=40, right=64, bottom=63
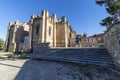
left=104, top=22, right=120, bottom=66
left=5, top=21, right=30, bottom=52
left=18, top=42, right=31, bottom=52
left=33, top=43, right=50, bottom=54
left=56, top=22, right=66, bottom=47
left=7, top=43, right=15, bottom=52
left=69, top=31, right=76, bottom=47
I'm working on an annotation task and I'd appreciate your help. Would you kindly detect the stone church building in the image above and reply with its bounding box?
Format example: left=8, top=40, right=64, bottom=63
left=4, top=21, right=30, bottom=52
left=4, top=10, right=76, bottom=52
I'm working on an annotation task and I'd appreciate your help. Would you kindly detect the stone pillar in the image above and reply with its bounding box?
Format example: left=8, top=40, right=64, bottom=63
left=52, top=14, right=57, bottom=47
left=65, top=24, right=68, bottom=47
left=41, top=10, right=49, bottom=43
left=29, top=19, right=33, bottom=52
left=41, top=11, right=45, bottom=43
left=13, top=25, right=18, bottom=52
left=12, top=24, right=17, bottom=44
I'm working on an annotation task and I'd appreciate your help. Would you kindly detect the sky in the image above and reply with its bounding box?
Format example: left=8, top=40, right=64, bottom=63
left=0, top=0, right=109, bottom=40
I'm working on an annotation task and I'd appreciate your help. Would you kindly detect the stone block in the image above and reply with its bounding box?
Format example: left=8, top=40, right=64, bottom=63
left=33, top=42, right=50, bottom=54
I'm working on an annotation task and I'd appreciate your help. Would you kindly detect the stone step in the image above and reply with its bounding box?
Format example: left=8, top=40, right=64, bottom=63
left=49, top=50, right=108, bottom=53
left=30, top=54, right=113, bottom=61
left=75, top=57, right=112, bottom=60
left=47, top=51, right=110, bottom=53
left=44, top=56, right=114, bottom=63
left=48, top=56, right=112, bottom=60
left=29, top=48, right=115, bottom=67
left=46, top=54, right=112, bottom=59
left=52, top=53, right=110, bottom=56
left=33, top=56, right=114, bottom=67
left=30, top=55, right=114, bottom=64
left=48, top=51, right=109, bottom=54
left=49, top=51, right=108, bottom=53
left=48, top=52, right=109, bottom=55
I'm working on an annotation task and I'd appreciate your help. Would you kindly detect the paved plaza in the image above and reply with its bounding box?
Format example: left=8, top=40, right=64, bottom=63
left=0, top=59, right=120, bottom=80
left=0, top=59, right=26, bottom=80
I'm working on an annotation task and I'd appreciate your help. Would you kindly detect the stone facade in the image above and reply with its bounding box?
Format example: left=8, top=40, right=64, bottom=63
left=76, top=33, right=104, bottom=47
left=30, top=10, right=76, bottom=53
left=104, top=22, right=120, bottom=65
left=89, top=34, right=104, bottom=47
left=33, top=43, right=50, bottom=54
left=5, top=10, right=76, bottom=53
left=80, top=33, right=88, bottom=47
left=5, top=21, right=30, bottom=52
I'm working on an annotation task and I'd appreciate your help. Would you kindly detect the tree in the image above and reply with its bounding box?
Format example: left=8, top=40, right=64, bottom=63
left=96, top=0, right=120, bottom=27
left=0, top=38, right=4, bottom=48
left=96, top=0, right=120, bottom=15
left=100, top=16, right=113, bottom=26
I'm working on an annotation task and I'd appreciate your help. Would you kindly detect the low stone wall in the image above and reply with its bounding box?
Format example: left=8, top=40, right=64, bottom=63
left=104, top=22, right=120, bottom=66
left=18, top=42, right=31, bottom=52
left=33, top=43, right=50, bottom=54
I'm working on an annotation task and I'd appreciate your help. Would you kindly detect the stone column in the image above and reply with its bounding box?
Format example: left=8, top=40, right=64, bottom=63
left=52, top=14, right=57, bottom=47
left=29, top=19, right=33, bottom=51
left=65, top=24, right=68, bottom=47
left=41, top=10, right=49, bottom=43
left=13, top=25, right=17, bottom=52
left=61, top=16, right=68, bottom=47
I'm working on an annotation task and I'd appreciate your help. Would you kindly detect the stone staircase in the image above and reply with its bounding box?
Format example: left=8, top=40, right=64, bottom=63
left=28, top=48, right=115, bottom=67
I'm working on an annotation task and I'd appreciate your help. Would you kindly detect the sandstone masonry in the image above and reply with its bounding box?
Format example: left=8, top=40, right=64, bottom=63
left=5, top=10, right=76, bottom=53
left=4, top=21, right=30, bottom=52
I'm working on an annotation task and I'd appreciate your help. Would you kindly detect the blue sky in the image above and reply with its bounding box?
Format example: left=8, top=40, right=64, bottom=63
left=0, top=0, right=109, bottom=40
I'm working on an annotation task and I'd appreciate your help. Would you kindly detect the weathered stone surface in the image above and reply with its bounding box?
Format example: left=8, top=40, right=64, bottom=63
left=33, top=43, right=50, bottom=54
left=5, top=21, right=30, bottom=52
left=30, top=10, right=76, bottom=49
left=4, top=10, right=77, bottom=53
left=104, top=22, right=120, bottom=66
left=28, top=48, right=115, bottom=67
left=0, top=59, right=119, bottom=80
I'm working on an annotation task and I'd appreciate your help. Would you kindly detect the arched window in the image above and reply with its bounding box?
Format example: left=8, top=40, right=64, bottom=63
left=49, top=26, right=51, bottom=36
left=36, top=25, right=39, bottom=35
